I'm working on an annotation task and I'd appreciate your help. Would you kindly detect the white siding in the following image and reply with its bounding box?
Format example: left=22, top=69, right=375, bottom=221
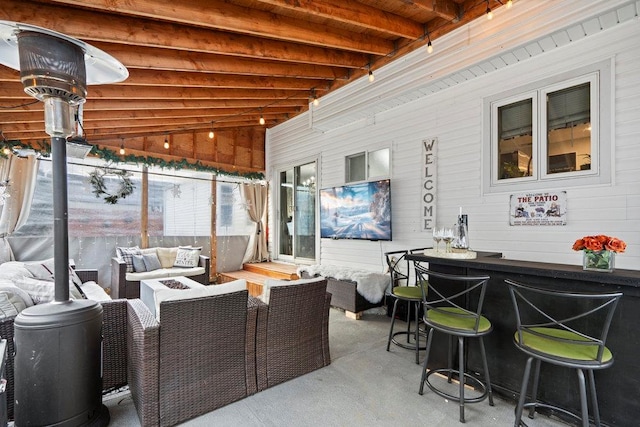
left=266, top=0, right=640, bottom=272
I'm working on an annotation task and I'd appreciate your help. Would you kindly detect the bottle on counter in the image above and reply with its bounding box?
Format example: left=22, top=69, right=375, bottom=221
left=453, top=214, right=469, bottom=250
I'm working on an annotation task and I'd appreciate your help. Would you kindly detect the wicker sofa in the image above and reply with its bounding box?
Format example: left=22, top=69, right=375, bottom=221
left=126, top=277, right=331, bottom=427
left=0, top=269, right=128, bottom=421
left=111, top=247, right=210, bottom=299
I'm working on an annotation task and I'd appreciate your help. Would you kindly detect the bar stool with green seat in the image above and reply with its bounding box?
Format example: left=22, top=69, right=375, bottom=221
left=385, top=250, right=427, bottom=364
left=416, top=265, right=494, bottom=423
left=506, top=279, right=623, bottom=427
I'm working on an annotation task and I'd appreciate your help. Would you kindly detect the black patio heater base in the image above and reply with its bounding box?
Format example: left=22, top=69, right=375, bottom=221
left=14, top=300, right=106, bottom=426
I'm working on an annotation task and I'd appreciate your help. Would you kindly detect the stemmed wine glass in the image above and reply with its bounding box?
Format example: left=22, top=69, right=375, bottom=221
left=432, top=227, right=443, bottom=253
left=442, top=228, right=454, bottom=253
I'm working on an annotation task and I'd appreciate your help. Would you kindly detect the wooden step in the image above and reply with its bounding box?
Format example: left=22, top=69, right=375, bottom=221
left=242, top=262, right=299, bottom=280
left=219, top=262, right=300, bottom=297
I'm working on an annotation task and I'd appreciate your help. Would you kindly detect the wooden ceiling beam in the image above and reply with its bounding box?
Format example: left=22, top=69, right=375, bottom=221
left=115, top=69, right=329, bottom=91
left=0, top=107, right=299, bottom=124
left=409, top=0, right=460, bottom=22
left=0, top=82, right=315, bottom=101
left=38, top=0, right=394, bottom=55
left=90, top=42, right=351, bottom=80
left=3, top=0, right=368, bottom=67
left=251, top=0, right=425, bottom=39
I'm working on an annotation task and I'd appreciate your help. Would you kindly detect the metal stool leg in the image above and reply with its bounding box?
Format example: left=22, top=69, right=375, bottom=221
left=447, top=335, right=454, bottom=383
left=587, top=369, right=601, bottom=427
left=418, top=328, right=435, bottom=395
left=527, top=359, right=542, bottom=419
left=576, top=369, right=589, bottom=427
left=414, top=301, right=420, bottom=364
left=386, top=298, right=399, bottom=351
left=514, top=357, right=533, bottom=427
left=478, top=337, right=494, bottom=406
left=458, top=336, right=466, bottom=423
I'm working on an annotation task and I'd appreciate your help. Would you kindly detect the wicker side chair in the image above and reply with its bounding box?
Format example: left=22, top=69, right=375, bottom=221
left=126, top=290, right=262, bottom=427
left=256, top=277, right=331, bottom=390
left=0, top=295, right=128, bottom=422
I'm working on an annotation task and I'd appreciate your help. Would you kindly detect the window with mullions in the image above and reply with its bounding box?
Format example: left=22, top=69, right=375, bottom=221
left=346, top=148, right=390, bottom=183
left=485, top=60, right=611, bottom=193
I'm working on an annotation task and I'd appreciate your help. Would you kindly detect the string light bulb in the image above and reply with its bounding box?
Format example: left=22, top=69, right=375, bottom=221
left=119, top=140, right=125, bottom=155
left=486, top=1, right=493, bottom=20
left=311, top=88, right=319, bottom=107
left=164, top=135, right=169, bottom=149
left=208, top=121, right=214, bottom=139
left=427, top=40, right=433, bottom=54
left=259, top=109, right=265, bottom=125
left=506, top=0, right=513, bottom=8
left=368, top=67, right=375, bottom=83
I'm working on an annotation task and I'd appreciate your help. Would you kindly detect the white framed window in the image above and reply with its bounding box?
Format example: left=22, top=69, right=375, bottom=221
left=483, top=60, right=612, bottom=193
left=346, top=147, right=390, bottom=182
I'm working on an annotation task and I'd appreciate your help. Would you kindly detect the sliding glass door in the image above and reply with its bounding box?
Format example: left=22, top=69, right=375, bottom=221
left=278, top=161, right=316, bottom=262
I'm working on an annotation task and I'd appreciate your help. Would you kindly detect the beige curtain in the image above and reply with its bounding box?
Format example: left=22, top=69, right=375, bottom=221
left=0, top=154, right=39, bottom=262
left=241, top=182, right=268, bottom=263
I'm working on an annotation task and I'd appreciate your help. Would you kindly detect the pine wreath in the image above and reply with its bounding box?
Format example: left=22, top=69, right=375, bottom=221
left=89, top=167, right=135, bottom=204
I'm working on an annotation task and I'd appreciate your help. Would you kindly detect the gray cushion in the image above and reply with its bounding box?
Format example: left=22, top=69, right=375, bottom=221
left=143, top=253, right=162, bottom=271
left=132, top=254, right=147, bottom=273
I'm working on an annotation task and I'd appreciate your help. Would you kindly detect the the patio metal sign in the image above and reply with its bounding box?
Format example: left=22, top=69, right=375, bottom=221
left=509, top=191, right=567, bottom=226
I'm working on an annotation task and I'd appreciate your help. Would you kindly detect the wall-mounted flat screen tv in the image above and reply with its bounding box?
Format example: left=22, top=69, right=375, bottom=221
left=320, top=179, right=392, bottom=241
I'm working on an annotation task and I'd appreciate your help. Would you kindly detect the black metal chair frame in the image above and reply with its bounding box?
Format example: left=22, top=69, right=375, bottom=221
left=385, top=249, right=426, bottom=364
left=506, top=279, right=622, bottom=427
left=416, top=265, right=494, bottom=423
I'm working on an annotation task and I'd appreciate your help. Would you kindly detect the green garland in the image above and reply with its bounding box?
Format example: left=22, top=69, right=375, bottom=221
left=89, top=166, right=135, bottom=204
left=0, top=139, right=265, bottom=180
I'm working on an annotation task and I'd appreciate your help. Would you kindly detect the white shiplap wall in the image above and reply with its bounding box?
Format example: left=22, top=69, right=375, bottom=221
left=266, top=0, right=640, bottom=272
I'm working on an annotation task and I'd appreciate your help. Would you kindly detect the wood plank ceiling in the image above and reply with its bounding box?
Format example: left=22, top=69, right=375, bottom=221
left=0, top=0, right=507, bottom=175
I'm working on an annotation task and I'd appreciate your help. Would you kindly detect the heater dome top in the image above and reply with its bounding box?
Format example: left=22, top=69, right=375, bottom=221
left=0, top=20, right=128, bottom=85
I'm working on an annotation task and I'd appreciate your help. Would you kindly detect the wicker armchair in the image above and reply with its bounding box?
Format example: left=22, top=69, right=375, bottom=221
left=0, top=277, right=128, bottom=422
left=126, top=290, right=265, bottom=427
left=255, top=277, right=331, bottom=391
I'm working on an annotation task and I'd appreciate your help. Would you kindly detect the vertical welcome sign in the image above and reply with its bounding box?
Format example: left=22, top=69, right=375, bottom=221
left=421, top=137, right=437, bottom=232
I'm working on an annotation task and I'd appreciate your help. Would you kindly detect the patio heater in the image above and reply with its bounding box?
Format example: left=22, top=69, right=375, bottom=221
left=0, top=21, right=128, bottom=426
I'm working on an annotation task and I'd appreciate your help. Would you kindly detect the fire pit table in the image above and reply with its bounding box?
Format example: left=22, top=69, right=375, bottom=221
left=140, top=276, right=205, bottom=318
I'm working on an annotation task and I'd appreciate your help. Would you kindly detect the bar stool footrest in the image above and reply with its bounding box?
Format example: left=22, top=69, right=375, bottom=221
left=424, top=368, right=489, bottom=404
left=516, top=401, right=583, bottom=427
left=390, top=331, right=427, bottom=351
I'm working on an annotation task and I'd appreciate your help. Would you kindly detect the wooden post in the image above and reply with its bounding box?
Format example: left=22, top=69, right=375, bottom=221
left=141, top=166, right=149, bottom=248
left=210, top=176, right=217, bottom=282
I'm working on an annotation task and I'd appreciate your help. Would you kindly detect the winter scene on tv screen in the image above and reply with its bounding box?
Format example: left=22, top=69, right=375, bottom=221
left=320, top=179, right=391, bottom=241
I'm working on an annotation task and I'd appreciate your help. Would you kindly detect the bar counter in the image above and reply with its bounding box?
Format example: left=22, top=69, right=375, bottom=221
left=406, top=251, right=640, bottom=426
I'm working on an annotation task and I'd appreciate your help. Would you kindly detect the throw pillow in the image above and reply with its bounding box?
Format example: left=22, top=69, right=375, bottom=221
left=259, top=277, right=326, bottom=304
left=142, top=253, right=162, bottom=271
left=116, top=246, right=141, bottom=273
left=132, top=254, right=147, bottom=272
left=173, top=246, right=202, bottom=268
left=24, top=258, right=55, bottom=281
left=157, top=247, right=179, bottom=268
left=68, top=266, right=87, bottom=299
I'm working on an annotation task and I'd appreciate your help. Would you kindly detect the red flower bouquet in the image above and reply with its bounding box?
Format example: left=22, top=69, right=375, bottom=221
left=573, top=235, right=626, bottom=272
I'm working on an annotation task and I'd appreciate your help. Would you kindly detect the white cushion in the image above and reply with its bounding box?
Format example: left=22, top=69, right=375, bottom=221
left=0, top=282, right=34, bottom=307
left=14, top=276, right=82, bottom=304
left=173, top=246, right=201, bottom=268
left=80, top=281, right=112, bottom=301
left=156, top=247, right=179, bottom=268
left=126, top=266, right=205, bottom=281
left=24, top=258, right=55, bottom=280
left=155, top=279, right=246, bottom=321
left=0, top=261, right=34, bottom=281
left=259, top=277, right=325, bottom=304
